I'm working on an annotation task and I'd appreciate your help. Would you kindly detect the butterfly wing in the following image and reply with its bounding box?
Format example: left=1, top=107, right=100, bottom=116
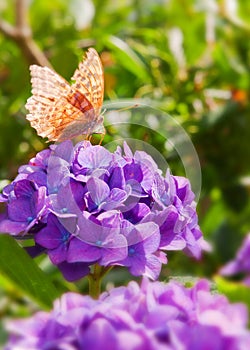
left=25, top=65, right=72, bottom=141
left=71, top=48, right=104, bottom=112
left=57, top=48, right=105, bottom=141
left=25, top=48, right=104, bottom=142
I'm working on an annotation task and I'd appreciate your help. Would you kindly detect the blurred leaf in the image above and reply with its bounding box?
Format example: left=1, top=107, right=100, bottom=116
left=104, top=35, right=150, bottom=82
left=215, top=276, right=250, bottom=311
left=0, top=235, right=59, bottom=309
left=213, top=221, right=243, bottom=263
left=222, top=184, right=249, bottom=212
left=200, top=198, right=226, bottom=237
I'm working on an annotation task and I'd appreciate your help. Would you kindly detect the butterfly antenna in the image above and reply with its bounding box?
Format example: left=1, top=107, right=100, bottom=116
left=101, top=108, right=106, bottom=116
left=116, top=104, right=139, bottom=112
left=86, top=134, right=92, bottom=142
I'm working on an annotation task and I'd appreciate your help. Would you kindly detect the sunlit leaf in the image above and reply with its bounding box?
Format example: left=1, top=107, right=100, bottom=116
left=215, top=276, right=250, bottom=310
left=0, top=235, right=59, bottom=309
left=104, top=36, right=150, bottom=82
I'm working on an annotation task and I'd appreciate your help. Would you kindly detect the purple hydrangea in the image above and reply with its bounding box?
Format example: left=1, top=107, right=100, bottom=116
left=220, top=233, right=250, bottom=286
left=5, top=278, right=250, bottom=349
left=0, top=140, right=206, bottom=281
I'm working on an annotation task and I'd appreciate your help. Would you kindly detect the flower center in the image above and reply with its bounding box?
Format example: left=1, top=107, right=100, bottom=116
left=62, top=232, right=70, bottom=244
left=95, top=240, right=103, bottom=247
left=27, top=216, right=34, bottom=223
left=128, top=247, right=135, bottom=256
left=50, top=186, right=58, bottom=194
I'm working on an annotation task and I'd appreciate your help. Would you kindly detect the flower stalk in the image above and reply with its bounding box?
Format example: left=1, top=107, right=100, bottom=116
left=88, top=264, right=113, bottom=299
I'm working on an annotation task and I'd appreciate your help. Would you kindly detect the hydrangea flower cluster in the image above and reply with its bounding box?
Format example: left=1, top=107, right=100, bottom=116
left=220, top=233, right=250, bottom=286
left=5, top=278, right=250, bottom=350
left=0, top=140, right=205, bottom=281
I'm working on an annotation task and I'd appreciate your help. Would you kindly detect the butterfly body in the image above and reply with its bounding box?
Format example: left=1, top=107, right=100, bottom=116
left=25, top=48, right=104, bottom=142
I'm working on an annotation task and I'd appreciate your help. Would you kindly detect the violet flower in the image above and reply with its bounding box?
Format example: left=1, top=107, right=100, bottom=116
left=220, top=233, right=250, bottom=287
left=5, top=278, right=250, bottom=349
left=0, top=141, right=206, bottom=281
left=0, top=179, right=47, bottom=235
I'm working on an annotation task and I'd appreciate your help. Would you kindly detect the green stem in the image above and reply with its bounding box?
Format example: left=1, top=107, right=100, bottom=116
left=87, top=265, right=114, bottom=299
left=88, top=264, right=102, bottom=299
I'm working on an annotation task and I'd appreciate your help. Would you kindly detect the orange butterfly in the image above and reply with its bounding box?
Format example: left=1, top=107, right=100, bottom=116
left=25, top=48, right=104, bottom=142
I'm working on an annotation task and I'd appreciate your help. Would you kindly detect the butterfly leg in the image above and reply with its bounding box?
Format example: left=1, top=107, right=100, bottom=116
left=84, top=134, right=93, bottom=142
left=98, top=131, right=106, bottom=145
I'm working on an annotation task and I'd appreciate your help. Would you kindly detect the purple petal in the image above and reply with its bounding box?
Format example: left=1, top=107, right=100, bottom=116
left=161, top=235, right=186, bottom=250
left=67, top=237, right=102, bottom=263
left=35, top=214, right=70, bottom=249
left=0, top=217, right=27, bottom=234
left=52, top=140, right=74, bottom=163
left=49, top=184, right=82, bottom=226
left=47, top=157, right=71, bottom=194
left=48, top=244, right=68, bottom=264
left=123, top=222, right=160, bottom=250
left=124, top=163, right=143, bottom=182
left=174, top=176, right=195, bottom=205
left=28, top=148, right=51, bottom=169
left=8, top=198, right=34, bottom=222
left=97, top=210, right=122, bottom=228
left=183, top=227, right=202, bottom=259
left=14, top=179, right=36, bottom=198
left=25, top=244, right=45, bottom=258
left=109, top=166, right=125, bottom=190
left=98, top=233, right=128, bottom=266
left=75, top=145, right=112, bottom=174
left=123, top=141, right=133, bottom=159
left=70, top=179, right=87, bottom=210
left=0, top=183, right=14, bottom=202
left=101, top=188, right=127, bottom=211
left=142, top=254, right=162, bottom=280
left=86, top=177, right=110, bottom=207
left=27, top=171, right=47, bottom=187
left=58, top=261, right=90, bottom=282
left=79, top=319, right=119, bottom=349
left=123, top=203, right=151, bottom=224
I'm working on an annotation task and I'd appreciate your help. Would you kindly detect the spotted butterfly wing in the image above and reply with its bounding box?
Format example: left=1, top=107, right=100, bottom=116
left=25, top=48, right=104, bottom=142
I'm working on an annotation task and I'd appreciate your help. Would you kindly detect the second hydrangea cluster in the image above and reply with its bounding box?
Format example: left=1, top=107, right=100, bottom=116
left=0, top=141, right=204, bottom=281
left=220, top=233, right=250, bottom=286
left=5, top=278, right=250, bottom=349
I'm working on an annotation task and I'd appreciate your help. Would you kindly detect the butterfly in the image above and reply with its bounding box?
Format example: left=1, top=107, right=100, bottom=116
left=25, top=48, right=104, bottom=142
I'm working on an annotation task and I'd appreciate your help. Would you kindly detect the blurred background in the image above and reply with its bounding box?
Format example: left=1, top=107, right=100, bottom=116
left=0, top=0, right=250, bottom=342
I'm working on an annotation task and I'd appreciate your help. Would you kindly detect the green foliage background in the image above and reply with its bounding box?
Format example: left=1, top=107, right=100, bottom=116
left=0, top=0, right=250, bottom=343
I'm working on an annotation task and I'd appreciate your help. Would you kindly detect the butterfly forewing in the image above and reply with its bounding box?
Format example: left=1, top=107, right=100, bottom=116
left=25, top=48, right=104, bottom=142
left=71, top=48, right=104, bottom=112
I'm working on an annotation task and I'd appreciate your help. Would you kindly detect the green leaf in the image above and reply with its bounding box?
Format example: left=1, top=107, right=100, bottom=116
left=104, top=35, right=150, bottom=82
left=215, top=276, right=250, bottom=310
left=0, top=235, right=59, bottom=309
